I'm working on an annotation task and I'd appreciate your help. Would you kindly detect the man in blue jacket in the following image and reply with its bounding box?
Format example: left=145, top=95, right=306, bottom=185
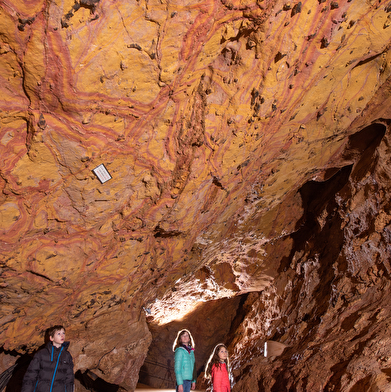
left=21, top=325, right=74, bottom=392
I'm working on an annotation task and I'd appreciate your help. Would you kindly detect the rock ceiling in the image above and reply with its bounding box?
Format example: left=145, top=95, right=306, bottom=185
left=1, top=0, right=391, bottom=390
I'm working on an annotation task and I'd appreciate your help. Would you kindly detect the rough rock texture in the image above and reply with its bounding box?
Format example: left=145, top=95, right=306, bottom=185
left=230, top=124, right=391, bottom=391
left=1, top=0, right=391, bottom=390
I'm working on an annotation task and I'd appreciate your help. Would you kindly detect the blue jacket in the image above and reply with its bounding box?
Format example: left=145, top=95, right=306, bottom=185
left=174, top=346, right=196, bottom=385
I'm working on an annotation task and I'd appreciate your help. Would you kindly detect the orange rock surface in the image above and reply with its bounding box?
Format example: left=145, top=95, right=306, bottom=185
left=1, top=0, right=391, bottom=390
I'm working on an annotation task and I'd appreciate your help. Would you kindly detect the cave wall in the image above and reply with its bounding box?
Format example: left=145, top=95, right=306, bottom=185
left=230, top=123, right=391, bottom=391
left=1, top=0, right=391, bottom=390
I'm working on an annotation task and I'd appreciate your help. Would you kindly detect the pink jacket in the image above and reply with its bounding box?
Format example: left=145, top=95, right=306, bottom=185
left=211, top=363, right=230, bottom=392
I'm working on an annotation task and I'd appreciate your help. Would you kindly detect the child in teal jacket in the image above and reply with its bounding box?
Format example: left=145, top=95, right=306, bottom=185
left=173, top=329, right=196, bottom=392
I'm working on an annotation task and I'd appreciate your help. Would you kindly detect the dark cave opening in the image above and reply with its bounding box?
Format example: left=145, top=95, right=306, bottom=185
left=0, top=350, right=33, bottom=392
left=75, top=369, right=120, bottom=392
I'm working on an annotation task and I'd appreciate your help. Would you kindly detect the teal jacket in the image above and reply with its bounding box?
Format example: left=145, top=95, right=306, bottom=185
left=174, top=346, right=196, bottom=385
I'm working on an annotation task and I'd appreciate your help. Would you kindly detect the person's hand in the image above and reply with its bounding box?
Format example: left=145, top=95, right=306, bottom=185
left=191, top=382, right=196, bottom=390
left=178, top=385, right=184, bottom=392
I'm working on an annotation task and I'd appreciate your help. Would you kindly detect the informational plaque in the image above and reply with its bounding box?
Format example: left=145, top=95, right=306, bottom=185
left=92, top=164, right=112, bottom=184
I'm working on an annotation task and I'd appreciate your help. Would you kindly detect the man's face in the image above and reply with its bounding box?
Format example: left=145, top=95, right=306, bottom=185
left=50, top=329, right=65, bottom=348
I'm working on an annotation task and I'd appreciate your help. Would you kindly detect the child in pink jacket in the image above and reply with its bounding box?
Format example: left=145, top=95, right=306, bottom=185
left=205, top=343, right=231, bottom=392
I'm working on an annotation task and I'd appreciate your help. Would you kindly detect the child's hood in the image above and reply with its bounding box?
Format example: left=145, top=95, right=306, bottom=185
left=46, top=340, right=71, bottom=350
left=62, top=341, right=70, bottom=349
left=176, top=345, right=194, bottom=353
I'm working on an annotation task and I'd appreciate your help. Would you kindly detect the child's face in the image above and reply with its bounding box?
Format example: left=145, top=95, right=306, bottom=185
left=218, top=346, right=228, bottom=361
left=50, top=329, right=65, bottom=348
left=180, top=332, right=190, bottom=345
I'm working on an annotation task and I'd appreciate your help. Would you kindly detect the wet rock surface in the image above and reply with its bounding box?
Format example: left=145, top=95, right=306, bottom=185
left=1, top=0, right=391, bottom=390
